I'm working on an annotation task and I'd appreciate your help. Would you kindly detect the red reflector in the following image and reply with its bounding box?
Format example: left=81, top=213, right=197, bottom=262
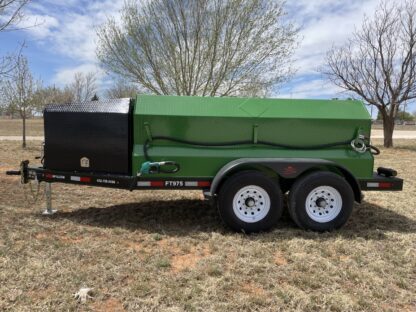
left=45, top=173, right=53, bottom=179
left=151, top=181, right=164, bottom=187
left=80, top=177, right=91, bottom=183
left=379, top=182, right=393, bottom=189
left=198, top=181, right=211, bottom=187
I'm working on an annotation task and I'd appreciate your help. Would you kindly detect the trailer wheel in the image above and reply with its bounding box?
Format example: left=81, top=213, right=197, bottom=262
left=288, top=172, right=354, bottom=231
left=217, top=171, right=283, bottom=233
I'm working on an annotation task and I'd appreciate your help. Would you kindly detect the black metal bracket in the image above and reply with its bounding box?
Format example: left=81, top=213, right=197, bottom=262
left=6, top=160, right=29, bottom=184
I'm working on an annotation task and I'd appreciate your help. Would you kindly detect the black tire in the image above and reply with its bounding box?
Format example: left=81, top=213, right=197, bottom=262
left=288, top=171, right=354, bottom=232
left=217, top=171, right=283, bottom=233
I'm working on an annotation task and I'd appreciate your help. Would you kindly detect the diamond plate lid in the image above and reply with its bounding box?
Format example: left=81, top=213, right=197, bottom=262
left=44, top=98, right=131, bottom=114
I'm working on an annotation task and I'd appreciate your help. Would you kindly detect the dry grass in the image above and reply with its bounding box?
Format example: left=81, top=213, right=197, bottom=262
left=0, top=119, right=44, bottom=137
left=0, top=140, right=415, bottom=311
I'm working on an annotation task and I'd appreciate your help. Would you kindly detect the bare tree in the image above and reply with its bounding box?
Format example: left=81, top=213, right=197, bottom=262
left=0, top=0, right=29, bottom=31
left=105, top=79, right=138, bottom=99
left=29, top=72, right=98, bottom=114
left=1, top=55, right=41, bottom=147
left=0, top=0, right=30, bottom=78
left=68, top=72, right=97, bottom=102
left=323, top=1, right=416, bottom=148
left=31, top=85, right=75, bottom=113
left=97, top=0, right=298, bottom=97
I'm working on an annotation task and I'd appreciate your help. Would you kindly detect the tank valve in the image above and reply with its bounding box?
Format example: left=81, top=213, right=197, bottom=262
left=350, top=133, right=380, bottom=155
left=351, top=136, right=367, bottom=153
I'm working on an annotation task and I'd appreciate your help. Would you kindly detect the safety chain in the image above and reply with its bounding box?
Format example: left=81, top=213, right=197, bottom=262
left=23, top=180, right=44, bottom=205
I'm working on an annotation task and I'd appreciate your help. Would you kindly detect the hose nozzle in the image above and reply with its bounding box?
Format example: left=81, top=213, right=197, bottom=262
left=139, top=161, right=180, bottom=175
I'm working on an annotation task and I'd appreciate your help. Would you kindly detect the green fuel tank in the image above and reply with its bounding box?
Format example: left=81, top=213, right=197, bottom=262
left=132, top=95, right=373, bottom=179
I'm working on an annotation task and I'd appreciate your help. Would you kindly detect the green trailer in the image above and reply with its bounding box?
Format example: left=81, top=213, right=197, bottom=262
left=7, top=95, right=403, bottom=233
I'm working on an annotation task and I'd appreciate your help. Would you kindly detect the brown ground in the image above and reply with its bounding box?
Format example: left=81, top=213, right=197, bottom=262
left=0, top=140, right=415, bottom=311
left=0, top=119, right=44, bottom=137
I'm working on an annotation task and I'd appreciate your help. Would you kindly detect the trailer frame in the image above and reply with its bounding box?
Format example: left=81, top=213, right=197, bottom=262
left=6, top=159, right=402, bottom=212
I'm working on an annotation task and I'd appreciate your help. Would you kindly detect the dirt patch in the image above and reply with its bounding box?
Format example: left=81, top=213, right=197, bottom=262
left=34, top=231, right=84, bottom=244
left=27, top=286, right=51, bottom=301
left=91, top=298, right=125, bottom=312
left=156, top=238, right=177, bottom=251
left=170, top=245, right=210, bottom=273
left=34, top=232, right=49, bottom=240
left=274, top=252, right=288, bottom=266
left=126, top=241, right=142, bottom=252
left=150, top=239, right=211, bottom=273
left=339, top=255, right=351, bottom=262
left=241, top=281, right=267, bottom=298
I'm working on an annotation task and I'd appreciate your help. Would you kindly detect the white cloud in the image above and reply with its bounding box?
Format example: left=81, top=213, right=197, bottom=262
left=289, top=0, right=381, bottom=75
left=276, top=76, right=345, bottom=99
left=53, top=63, right=104, bottom=86
left=278, top=0, right=395, bottom=98
left=49, top=1, right=125, bottom=63
left=18, top=14, right=59, bottom=39
left=22, top=0, right=125, bottom=85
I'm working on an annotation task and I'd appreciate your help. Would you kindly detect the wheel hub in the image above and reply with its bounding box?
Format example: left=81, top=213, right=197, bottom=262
left=305, top=186, right=343, bottom=223
left=233, top=185, right=271, bottom=223
left=315, top=197, right=327, bottom=208
left=245, top=197, right=255, bottom=207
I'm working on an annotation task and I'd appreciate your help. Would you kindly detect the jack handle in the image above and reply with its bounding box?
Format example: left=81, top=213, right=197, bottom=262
left=6, top=170, right=21, bottom=176
left=5, top=160, right=29, bottom=184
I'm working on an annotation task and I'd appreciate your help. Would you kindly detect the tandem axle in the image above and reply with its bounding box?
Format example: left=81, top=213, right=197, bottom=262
left=7, top=159, right=403, bottom=228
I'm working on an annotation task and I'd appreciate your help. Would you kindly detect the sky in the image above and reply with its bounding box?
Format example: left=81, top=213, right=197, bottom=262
left=0, top=0, right=414, bottom=115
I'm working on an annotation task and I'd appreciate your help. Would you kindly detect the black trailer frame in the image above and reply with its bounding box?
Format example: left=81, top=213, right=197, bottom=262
left=13, top=160, right=403, bottom=191
left=15, top=161, right=212, bottom=190
left=6, top=160, right=403, bottom=215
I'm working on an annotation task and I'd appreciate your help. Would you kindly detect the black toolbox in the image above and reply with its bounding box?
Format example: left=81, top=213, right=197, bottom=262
left=43, top=98, right=132, bottom=175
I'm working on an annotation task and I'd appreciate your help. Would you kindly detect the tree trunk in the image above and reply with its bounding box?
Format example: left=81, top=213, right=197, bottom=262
left=22, top=115, right=26, bottom=148
left=382, top=113, right=395, bottom=148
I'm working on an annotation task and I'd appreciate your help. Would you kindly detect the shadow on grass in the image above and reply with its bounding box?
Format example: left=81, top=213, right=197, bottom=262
left=56, top=199, right=222, bottom=235
left=51, top=199, right=416, bottom=239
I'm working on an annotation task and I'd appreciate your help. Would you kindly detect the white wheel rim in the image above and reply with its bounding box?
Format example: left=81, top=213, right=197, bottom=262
left=232, top=185, right=271, bottom=223
left=305, top=186, right=342, bottom=223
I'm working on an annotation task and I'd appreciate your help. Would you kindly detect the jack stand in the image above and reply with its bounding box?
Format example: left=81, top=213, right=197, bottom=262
left=42, top=183, right=57, bottom=215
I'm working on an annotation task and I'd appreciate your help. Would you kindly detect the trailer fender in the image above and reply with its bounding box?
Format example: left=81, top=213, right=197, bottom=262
left=209, top=158, right=362, bottom=203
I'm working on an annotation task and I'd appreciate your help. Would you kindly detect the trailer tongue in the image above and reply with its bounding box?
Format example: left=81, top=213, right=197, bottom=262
left=6, top=95, right=403, bottom=233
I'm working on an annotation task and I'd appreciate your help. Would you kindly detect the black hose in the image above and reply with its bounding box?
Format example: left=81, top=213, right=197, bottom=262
left=369, top=145, right=381, bottom=155
left=256, top=140, right=353, bottom=150
left=143, top=136, right=354, bottom=162
left=361, top=136, right=381, bottom=156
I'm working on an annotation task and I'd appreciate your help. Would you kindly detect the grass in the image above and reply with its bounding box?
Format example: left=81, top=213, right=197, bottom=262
left=0, top=140, right=415, bottom=311
left=0, top=119, right=44, bottom=136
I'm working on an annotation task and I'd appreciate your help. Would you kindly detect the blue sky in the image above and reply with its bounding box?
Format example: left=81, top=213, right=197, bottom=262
left=1, top=0, right=414, bottom=115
